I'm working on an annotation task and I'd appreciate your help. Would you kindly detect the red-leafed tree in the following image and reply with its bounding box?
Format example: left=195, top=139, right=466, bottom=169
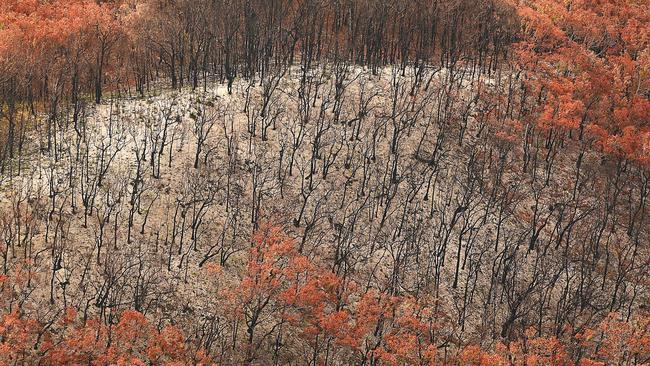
left=511, top=0, right=649, bottom=163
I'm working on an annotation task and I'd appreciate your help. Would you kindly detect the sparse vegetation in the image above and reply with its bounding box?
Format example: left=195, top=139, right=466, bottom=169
left=0, top=0, right=648, bottom=365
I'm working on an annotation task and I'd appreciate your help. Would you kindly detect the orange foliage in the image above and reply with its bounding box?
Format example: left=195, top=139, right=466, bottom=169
left=0, top=302, right=201, bottom=365
left=226, top=225, right=444, bottom=364
left=514, top=0, right=650, bottom=163
left=1, top=226, right=649, bottom=365
left=456, top=312, right=650, bottom=366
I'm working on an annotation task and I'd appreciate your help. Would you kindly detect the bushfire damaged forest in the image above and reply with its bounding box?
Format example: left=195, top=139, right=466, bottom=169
left=0, top=0, right=649, bottom=365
